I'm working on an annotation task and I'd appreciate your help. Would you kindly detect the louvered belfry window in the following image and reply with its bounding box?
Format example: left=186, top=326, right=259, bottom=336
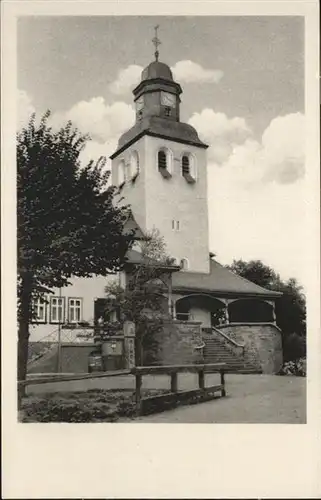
left=182, top=155, right=190, bottom=175
left=158, top=150, right=167, bottom=170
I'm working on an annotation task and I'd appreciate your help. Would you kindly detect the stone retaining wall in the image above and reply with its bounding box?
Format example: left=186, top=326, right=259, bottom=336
left=219, top=323, right=283, bottom=374
left=154, top=321, right=203, bottom=365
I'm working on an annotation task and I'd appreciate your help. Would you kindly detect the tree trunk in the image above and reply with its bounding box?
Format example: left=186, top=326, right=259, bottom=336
left=17, top=274, right=33, bottom=407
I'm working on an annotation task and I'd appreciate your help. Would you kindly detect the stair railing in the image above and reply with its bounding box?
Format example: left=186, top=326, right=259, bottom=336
left=203, top=326, right=245, bottom=357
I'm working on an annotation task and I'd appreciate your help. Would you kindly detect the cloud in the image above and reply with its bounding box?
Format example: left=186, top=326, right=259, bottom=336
left=108, top=65, right=142, bottom=95
left=261, top=113, right=305, bottom=184
left=172, top=60, right=223, bottom=84
left=17, top=90, right=35, bottom=128
left=197, top=109, right=307, bottom=284
left=49, top=97, right=135, bottom=168
left=190, top=109, right=305, bottom=186
left=108, top=60, right=223, bottom=95
left=189, top=109, right=252, bottom=164
left=52, top=97, right=135, bottom=143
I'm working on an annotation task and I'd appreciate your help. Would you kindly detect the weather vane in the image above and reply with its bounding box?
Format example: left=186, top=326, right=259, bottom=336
left=152, top=25, right=161, bottom=61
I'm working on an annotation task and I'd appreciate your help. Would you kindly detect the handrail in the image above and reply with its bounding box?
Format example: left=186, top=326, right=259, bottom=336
left=131, top=363, right=226, bottom=375
left=209, top=326, right=245, bottom=350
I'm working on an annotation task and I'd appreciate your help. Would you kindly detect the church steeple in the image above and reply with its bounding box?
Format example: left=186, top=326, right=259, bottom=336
left=133, top=27, right=182, bottom=123
left=110, top=30, right=207, bottom=159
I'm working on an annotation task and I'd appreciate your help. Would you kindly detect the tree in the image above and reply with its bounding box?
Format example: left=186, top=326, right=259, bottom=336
left=226, top=259, right=306, bottom=360
left=17, top=112, right=134, bottom=390
left=103, top=229, right=176, bottom=365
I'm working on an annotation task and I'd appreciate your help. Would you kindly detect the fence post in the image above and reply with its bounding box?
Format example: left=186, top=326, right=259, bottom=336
left=220, top=369, right=226, bottom=397
left=171, top=372, right=178, bottom=393
left=135, top=373, right=142, bottom=415
left=198, top=368, right=205, bottom=390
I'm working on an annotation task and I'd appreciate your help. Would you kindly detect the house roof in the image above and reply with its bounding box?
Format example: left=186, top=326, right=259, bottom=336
left=172, top=259, right=282, bottom=298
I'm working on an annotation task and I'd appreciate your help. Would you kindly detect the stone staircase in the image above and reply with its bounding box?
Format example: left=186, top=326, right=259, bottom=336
left=202, top=330, right=261, bottom=374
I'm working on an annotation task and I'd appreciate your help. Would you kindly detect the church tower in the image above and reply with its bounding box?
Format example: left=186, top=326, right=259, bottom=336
left=111, top=27, right=210, bottom=274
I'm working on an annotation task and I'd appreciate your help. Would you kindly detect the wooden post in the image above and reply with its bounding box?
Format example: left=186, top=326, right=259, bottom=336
left=220, top=369, right=226, bottom=397
left=135, top=373, right=142, bottom=415
left=198, top=369, right=205, bottom=390
left=171, top=372, right=178, bottom=393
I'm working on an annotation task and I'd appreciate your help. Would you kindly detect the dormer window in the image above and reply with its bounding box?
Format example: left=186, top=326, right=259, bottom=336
left=181, top=153, right=197, bottom=183
left=158, top=148, right=172, bottom=178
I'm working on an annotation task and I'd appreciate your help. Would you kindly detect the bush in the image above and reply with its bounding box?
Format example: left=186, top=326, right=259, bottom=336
left=283, top=332, right=306, bottom=362
left=279, top=358, right=306, bottom=377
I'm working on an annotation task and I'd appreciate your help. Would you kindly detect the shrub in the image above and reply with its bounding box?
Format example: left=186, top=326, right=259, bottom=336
left=20, top=388, right=169, bottom=422
left=279, top=357, right=306, bottom=377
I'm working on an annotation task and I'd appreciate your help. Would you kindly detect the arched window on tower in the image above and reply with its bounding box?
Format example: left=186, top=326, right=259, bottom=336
left=158, top=148, right=172, bottom=178
left=118, top=160, right=126, bottom=188
left=180, top=258, right=189, bottom=271
left=130, top=151, right=140, bottom=181
left=181, top=153, right=197, bottom=183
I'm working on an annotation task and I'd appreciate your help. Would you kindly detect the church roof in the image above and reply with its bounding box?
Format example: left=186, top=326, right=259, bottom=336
left=141, top=61, right=173, bottom=81
left=110, top=115, right=208, bottom=158
left=172, top=259, right=282, bottom=298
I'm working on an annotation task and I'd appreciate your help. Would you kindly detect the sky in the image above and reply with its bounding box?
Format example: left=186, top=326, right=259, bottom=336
left=17, top=16, right=306, bottom=286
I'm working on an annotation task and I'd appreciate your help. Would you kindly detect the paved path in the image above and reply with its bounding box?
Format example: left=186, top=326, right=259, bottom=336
left=134, top=374, right=306, bottom=423
left=26, top=373, right=306, bottom=424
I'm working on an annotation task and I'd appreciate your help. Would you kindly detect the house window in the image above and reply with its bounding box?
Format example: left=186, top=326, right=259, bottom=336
left=68, top=298, right=83, bottom=323
left=164, top=107, right=171, bottom=117
left=32, top=297, right=47, bottom=323
left=50, top=296, right=65, bottom=323
left=158, top=149, right=172, bottom=178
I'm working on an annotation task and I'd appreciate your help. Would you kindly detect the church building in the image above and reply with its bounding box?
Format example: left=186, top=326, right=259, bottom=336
left=28, top=36, right=283, bottom=374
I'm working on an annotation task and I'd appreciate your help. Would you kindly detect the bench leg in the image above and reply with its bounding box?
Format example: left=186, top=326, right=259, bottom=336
left=220, top=370, right=226, bottom=397
left=171, top=372, right=178, bottom=393
left=135, top=374, right=142, bottom=415
left=198, top=370, right=205, bottom=390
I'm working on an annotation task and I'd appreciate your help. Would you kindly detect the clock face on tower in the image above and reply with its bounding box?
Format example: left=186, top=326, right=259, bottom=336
left=161, top=91, right=176, bottom=108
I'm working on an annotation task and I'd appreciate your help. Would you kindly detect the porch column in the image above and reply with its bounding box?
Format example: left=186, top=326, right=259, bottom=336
left=223, top=298, right=230, bottom=324
left=268, top=300, right=277, bottom=324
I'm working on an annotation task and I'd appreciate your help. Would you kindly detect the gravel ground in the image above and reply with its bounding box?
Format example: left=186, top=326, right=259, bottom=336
left=25, top=373, right=306, bottom=424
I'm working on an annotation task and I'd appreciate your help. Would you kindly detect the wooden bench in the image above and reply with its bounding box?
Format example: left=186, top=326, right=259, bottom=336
left=131, top=363, right=226, bottom=415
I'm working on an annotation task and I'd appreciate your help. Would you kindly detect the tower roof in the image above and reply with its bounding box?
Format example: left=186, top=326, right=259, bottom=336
left=110, top=115, right=208, bottom=159
left=141, top=61, right=173, bottom=82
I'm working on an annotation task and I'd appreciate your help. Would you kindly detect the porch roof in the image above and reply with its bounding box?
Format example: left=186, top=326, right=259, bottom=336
left=123, top=212, right=147, bottom=241
left=172, top=259, right=282, bottom=298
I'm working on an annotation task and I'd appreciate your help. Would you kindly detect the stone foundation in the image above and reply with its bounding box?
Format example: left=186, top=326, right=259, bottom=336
left=219, top=323, right=283, bottom=374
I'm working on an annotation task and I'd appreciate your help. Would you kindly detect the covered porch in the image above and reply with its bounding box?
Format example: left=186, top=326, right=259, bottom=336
left=173, top=293, right=276, bottom=328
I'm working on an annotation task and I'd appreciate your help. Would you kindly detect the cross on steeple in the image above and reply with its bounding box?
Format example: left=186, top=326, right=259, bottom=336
left=152, top=25, right=161, bottom=61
